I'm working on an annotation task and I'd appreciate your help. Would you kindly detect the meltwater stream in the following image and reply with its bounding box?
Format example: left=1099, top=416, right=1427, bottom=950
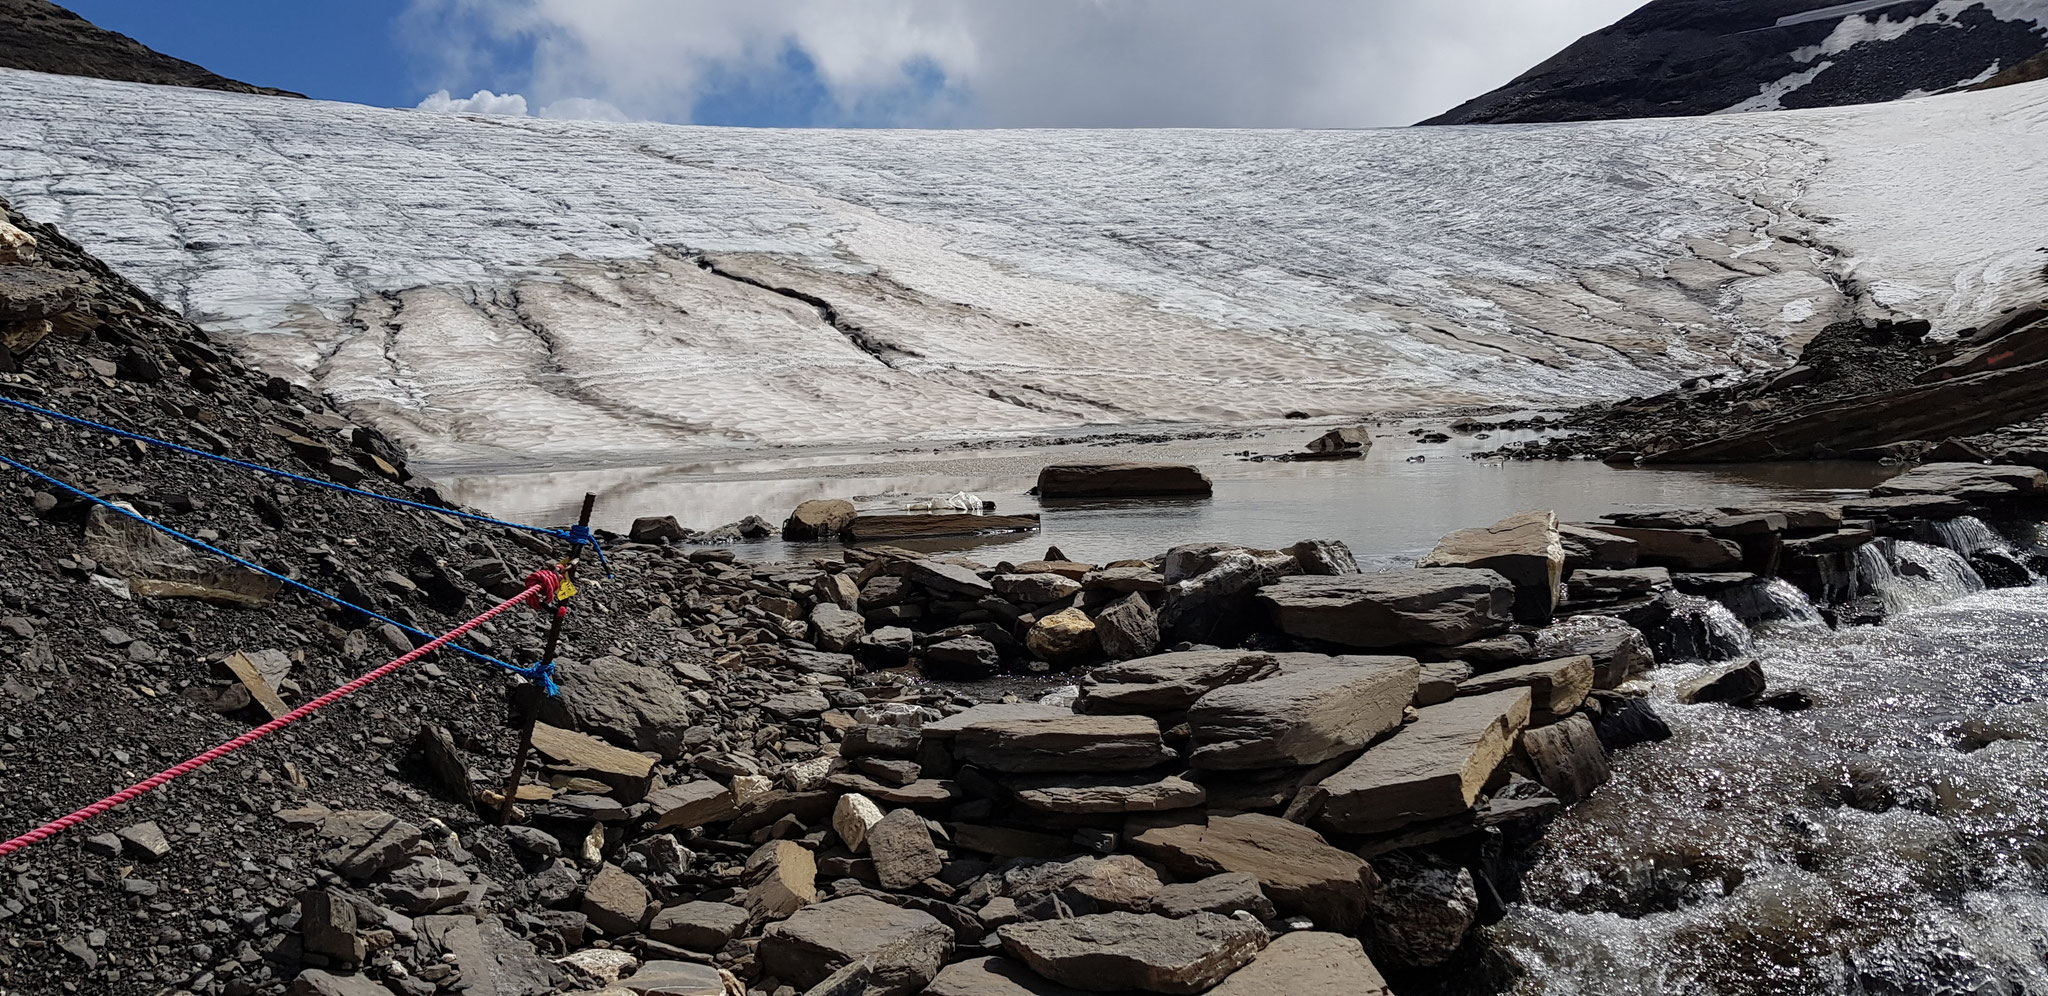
left=1496, top=522, right=2048, bottom=995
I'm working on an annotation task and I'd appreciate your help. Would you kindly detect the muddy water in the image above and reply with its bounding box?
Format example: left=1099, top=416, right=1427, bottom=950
left=1497, top=532, right=2048, bottom=996
left=431, top=423, right=1899, bottom=566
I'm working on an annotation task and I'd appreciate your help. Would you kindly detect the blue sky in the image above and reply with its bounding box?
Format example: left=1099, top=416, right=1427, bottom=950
left=56, top=0, right=1648, bottom=128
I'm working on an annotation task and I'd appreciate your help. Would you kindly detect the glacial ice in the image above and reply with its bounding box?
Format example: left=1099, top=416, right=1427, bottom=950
left=0, top=69, right=2044, bottom=465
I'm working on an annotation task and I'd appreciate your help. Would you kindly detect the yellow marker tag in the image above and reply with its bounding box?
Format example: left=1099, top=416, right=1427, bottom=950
left=555, top=578, right=578, bottom=601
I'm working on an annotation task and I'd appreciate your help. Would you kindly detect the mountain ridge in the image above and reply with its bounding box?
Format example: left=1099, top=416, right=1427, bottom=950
left=0, top=0, right=299, bottom=97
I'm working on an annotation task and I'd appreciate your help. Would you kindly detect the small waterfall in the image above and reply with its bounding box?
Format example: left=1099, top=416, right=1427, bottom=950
left=1926, top=516, right=2009, bottom=557
left=1756, top=578, right=1824, bottom=628
left=1861, top=538, right=1987, bottom=614
left=1658, top=593, right=1755, bottom=661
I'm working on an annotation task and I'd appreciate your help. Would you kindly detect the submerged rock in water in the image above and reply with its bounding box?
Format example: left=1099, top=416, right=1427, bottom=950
left=1036, top=462, right=1214, bottom=499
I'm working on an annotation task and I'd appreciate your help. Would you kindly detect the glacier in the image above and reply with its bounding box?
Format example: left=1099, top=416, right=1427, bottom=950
left=0, top=69, right=2044, bottom=467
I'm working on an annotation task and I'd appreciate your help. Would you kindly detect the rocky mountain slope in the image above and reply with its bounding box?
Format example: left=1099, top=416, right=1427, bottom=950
left=1426, top=0, right=2048, bottom=124
left=1, top=69, right=2044, bottom=467
left=0, top=0, right=298, bottom=97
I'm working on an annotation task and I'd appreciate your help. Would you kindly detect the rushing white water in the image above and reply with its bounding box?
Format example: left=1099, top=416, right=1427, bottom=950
left=1756, top=578, right=1827, bottom=630
left=1, top=71, right=2046, bottom=464
left=1498, top=537, right=2048, bottom=995
left=1928, top=516, right=2014, bottom=558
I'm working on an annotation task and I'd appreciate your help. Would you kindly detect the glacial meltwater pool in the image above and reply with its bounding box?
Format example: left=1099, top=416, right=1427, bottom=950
left=430, top=421, right=1902, bottom=568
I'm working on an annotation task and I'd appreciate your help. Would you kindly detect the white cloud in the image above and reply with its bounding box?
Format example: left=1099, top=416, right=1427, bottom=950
left=415, top=87, right=530, bottom=115
left=401, top=0, right=1652, bottom=128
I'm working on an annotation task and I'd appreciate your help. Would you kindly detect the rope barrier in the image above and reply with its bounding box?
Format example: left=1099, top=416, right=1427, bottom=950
left=0, top=394, right=609, bottom=574
left=0, top=451, right=560, bottom=692
left=0, top=582, right=543, bottom=857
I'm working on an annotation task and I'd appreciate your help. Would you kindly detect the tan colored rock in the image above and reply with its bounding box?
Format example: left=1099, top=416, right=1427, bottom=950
left=869, top=808, right=944, bottom=889
left=1026, top=608, right=1099, bottom=665
left=1011, top=772, right=1207, bottom=815
left=1187, top=658, right=1418, bottom=770
left=1082, top=650, right=1280, bottom=713
left=649, top=779, right=737, bottom=830
left=1208, top=931, right=1393, bottom=996
left=1306, top=426, right=1371, bottom=454
left=1595, top=526, right=1744, bottom=571
left=1259, top=569, right=1515, bottom=648
left=832, top=793, right=885, bottom=852
left=742, top=840, right=817, bottom=922
left=1457, top=655, right=1594, bottom=725
left=1306, top=688, right=1532, bottom=835
left=0, top=219, right=37, bottom=264
left=1518, top=714, right=1611, bottom=804
left=581, top=863, right=651, bottom=935
left=999, top=912, right=1265, bottom=994
left=926, top=956, right=1091, bottom=995
left=783, top=498, right=857, bottom=540
left=952, top=714, right=1175, bottom=773
left=1125, top=812, right=1376, bottom=932
left=1419, top=510, right=1565, bottom=625
left=760, top=895, right=952, bottom=996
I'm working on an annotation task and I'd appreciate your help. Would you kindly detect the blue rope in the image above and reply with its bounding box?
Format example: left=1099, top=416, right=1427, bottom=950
left=0, top=450, right=560, bottom=694
left=0, top=394, right=608, bottom=575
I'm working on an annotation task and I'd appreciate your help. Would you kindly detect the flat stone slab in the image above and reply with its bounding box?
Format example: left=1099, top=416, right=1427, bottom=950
left=923, top=703, right=1069, bottom=740
left=1457, top=655, right=1594, bottom=724
left=1081, top=650, right=1281, bottom=713
left=1593, top=527, right=1744, bottom=571
left=926, top=957, right=1091, bottom=996
left=999, top=912, right=1265, bottom=995
left=906, top=560, right=996, bottom=598
left=1306, top=688, right=1532, bottom=836
left=1418, top=510, right=1564, bottom=624
left=1125, top=812, right=1375, bottom=932
left=1259, top=569, right=1514, bottom=649
left=1187, top=659, right=1418, bottom=770
left=952, top=714, right=1176, bottom=773
left=1037, top=463, right=1214, bottom=499
left=1011, top=772, right=1207, bottom=815
left=759, top=895, right=952, bottom=996
left=1208, top=931, right=1393, bottom=996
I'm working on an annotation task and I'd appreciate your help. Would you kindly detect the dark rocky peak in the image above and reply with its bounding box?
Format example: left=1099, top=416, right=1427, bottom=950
left=1425, top=0, right=2048, bottom=125
left=0, top=0, right=301, bottom=97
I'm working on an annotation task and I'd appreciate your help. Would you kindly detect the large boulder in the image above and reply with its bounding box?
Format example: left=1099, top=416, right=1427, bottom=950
left=1361, top=853, right=1478, bottom=970
left=1305, top=688, right=1533, bottom=835
left=1186, top=659, right=1419, bottom=770
left=1001, top=854, right=1165, bottom=914
left=1517, top=714, right=1611, bottom=804
left=783, top=498, right=857, bottom=540
left=580, top=863, right=651, bottom=935
left=539, top=656, right=694, bottom=759
left=1209, top=931, right=1394, bottom=996
left=1871, top=462, right=2047, bottom=502
left=926, top=957, right=1091, bottom=996
left=1158, top=552, right=1263, bottom=645
left=999, top=913, right=1265, bottom=994
left=1125, top=812, right=1376, bottom=932
left=869, top=808, right=945, bottom=889
left=1678, top=660, right=1767, bottom=704
left=1593, top=526, right=1744, bottom=571
left=1289, top=539, right=1362, bottom=576
left=759, top=896, right=953, bottom=996
left=809, top=602, right=865, bottom=653
left=1037, top=463, right=1214, bottom=499
left=1082, top=650, right=1282, bottom=714
left=1419, top=510, right=1565, bottom=625
left=1260, top=570, right=1514, bottom=648
left=952, top=714, right=1177, bottom=773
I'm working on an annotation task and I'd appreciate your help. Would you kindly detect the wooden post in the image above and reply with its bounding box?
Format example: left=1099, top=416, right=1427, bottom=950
left=495, top=492, right=597, bottom=825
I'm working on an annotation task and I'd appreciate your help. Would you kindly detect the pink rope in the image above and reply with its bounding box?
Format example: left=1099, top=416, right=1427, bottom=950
left=0, top=583, right=544, bottom=857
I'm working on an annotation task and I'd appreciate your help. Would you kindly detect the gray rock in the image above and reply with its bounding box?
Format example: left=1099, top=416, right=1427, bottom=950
left=1158, top=552, right=1262, bottom=644
left=843, top=723, right=924, bottom=758
left=1457, top=655, right=1594, bottom=725
left=1679, top=659, right=1767, bottom=704
left=414, top=914, right=562, bottom=996
left=995, top=573, right=1084, bottom=604
left=1148, top=873, right=1275, bottom=921
left=616, top=959, right=728, bottom=994
left=540, top=655, right=694, bottom=759
left=1011, top=772, right=1207, bottom=815
left=1290, top=539, right=1362, bottom=576
left=1362, top=853, right=1478, bottom=970
left=1518, top=714, right=1611, bottom=804
left=1306, top=688, right=1533, bottom=835
left=1564, top=566, right=1672, bottom=604
left=908, top=560, right=995, bottom=598
left=1534, top=615, right=1653, bottom=689
left=952, top=714, right=1176, bottom=773
left=299, top=889, right=364, bottom=964
left=743, top=839, right=818, bottom=922
left=1415, top=660, right=1473, bottom=707
left=870, top=808, right=945, bottom=889
left=1187, top=658, right=1419, bottom=770
left=1419, top=510, right=1565, bottom=624
left=760, top=895, right=954, bottom=996
left=1209, top=931, right=1393, bottom=996
left=999, top=912, right=1266, bottom=994
left=810, top=602, right=865, bottom=653
left=648, top=901, right=750, bottom=951
left=1559, top=523, right=1638, bottom=571
left=313, top=810, right=425, bottom=881
left=628, top=515, right=688, bottom=543
left=1125, top=812, right=1375, bottom=932
left=1260, top=569, right=1515, bottom=648
left=378, top=855, right=472, bottom=914
left=1094, top=593, right=1161, bottom=661
left=1002, top=854, right=1165, bottom=913
left=764, top=689, right=832, bottom=719
left=785, top=498, right=857, bottom=540
left=115, top=820, right=171, bottom=860
left=1594, top=526, right=1744, bottom=571
left=926, top=956, right=1091, bottom=995
left=1084, top=565, right=1169, bottom=593
left=580, top=863, right=651, bottom=935
left=1962, top=701, right=2048, bottom=747
left=1306, top=426, right=1372, bottom=454
left=926, top=636, right=1001, bottom=673
left=650, top=779, right=739, bottom=831
left=289, top=969, right=391, bottom=996
left=1082, top=650, right=1280, bottom=713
